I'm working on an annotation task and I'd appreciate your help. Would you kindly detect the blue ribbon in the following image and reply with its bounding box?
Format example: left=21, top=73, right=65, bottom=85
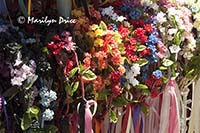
left=132, top=104, right=140, bottom=130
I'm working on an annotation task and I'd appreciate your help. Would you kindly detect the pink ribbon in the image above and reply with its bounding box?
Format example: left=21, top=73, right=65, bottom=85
left=168, top=80, right=180, bottom=133
left=77, top=100, right=97, bottom=133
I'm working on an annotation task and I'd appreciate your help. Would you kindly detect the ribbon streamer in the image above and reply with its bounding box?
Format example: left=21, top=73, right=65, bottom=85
left=84, top=100, right=97, bottom=133
left=159, top=79, right=180, bottom=133
left=1, top=97, right=9, bottom=132
left=188, top=78, right=200, bottom=133
left=0, top=0, right=9, bottom=15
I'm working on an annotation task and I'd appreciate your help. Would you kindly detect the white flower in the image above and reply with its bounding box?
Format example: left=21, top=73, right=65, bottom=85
left=125, top=71, right=133, bottom=79
left=14, top=52, right=22, bottom=66
left=43, top=109, right=54, bottom=121
left=111, top=13, right=118, bottom=21
left=169, top=45, right=181, bottom=54
left=168, top=28, right=178, bottom=35
left=117, top=16, right=126, bottom=22
left=183, top=51, right=193, bottom=60
left=11, top=77, right=24, bottom=86
left=101, top=6, right=114, bottom=16
left=39, top=98, right=51, bottom=107
left=156, top=12, right=166, bottom=24
left=130, top=77, right=139, bottom=87
left=168, top=7, right=177, bottom=16
left=49, top=90, right=57, bottom=101
left=131, top=64, right=140, bottom=77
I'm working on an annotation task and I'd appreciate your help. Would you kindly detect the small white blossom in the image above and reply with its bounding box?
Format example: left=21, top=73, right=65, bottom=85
left=156, top=12, right=167, bottom=24
left=131, top=63, right=140, bottom=77
left=130, top=77, right=139, bottom=87
left=43, top=109, right=54, bottom=121
left=117, top=16, right=126, bottom=22
left=169, top=45, right=181, bottom=54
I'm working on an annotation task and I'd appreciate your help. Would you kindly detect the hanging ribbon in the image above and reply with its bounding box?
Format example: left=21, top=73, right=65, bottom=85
left=188, top=78, right=200, bottom=133
left=144, top=96, right=161, bottom=133
left=115, top=107, right=123, bottom=133
left=84, top=100, right=97, bottom=133
left=1, top=96, right=9, bottom=132
left=159, top=79, right=180, bottom=133
left=27, top=0, right=31, bottom=16
left=0, top=0, right=9, bottom=15
left=18, top=0, right=28, bottom=17
left=132, top=105, right=143, bottom=133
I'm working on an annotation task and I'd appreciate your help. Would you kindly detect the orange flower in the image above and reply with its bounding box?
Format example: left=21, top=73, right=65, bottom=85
left=118, top=65, right=126, bottom=75
left=93, top=76, right=105, bottom=91
left=83, top=53, right=92, bottom=69
left=98, top=60, right=108, bottom=69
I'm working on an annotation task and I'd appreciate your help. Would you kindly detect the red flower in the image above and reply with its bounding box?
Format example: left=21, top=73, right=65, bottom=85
left=130, top=19, right=144, bottom=27
left=111, top=84, right=123, bottom=97
left=151, top=88, right=159, bottom=98
left=129, top=55, right=138, bottom=62
left=140, top=48, right=151, bottom=57
left=47, top=42, right=63, bottom=55
left=53, top=35, right=61, bottom=41
left=129, top=37, right=137, bottom=45
left=155, top=78, right=162, bottom=86
left=64, top=60, right=74, bottom=75
left=145, top=77, right=154, bottom=87
left=110, top=71, right=121, bottom=84
left=144, top=24, right=153, bottom=33
left=118, top=25, right=130, bottom=38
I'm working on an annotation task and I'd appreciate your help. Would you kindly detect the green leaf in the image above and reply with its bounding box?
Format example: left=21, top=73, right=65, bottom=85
left=162, top=76, right=169, bottom=84
left=21, top=113, right=32, bottom=130
left=69, top=82, right=79, bottom=96
left=46, top=125, right=58, bottom=133
left=162, top=59, right=174, bottom=67
left=28, top=129, right=45, bottom=133
left=159, top=66, right=168, bottom=70
left=140, top=104, right=149, bottom=114
left=137, top=45, right=146, bottom=52
left=99, top=21, right=107, bottom=31
left=68, top=67, right=78, bottom=78
left=82, top=69, right=97, bottom=81
left=135, top=84, right=148, bottom=90
left=136, top=59, right=148, bottom=66
left=65, top=82, right=72, bottom=95
left=112, top=95, right=128, bottom=107
left=28, top=106, right=40, bottom=120
left=110, top=110, right=118, bottom=123
left=24, top=75, right=38, bottom=90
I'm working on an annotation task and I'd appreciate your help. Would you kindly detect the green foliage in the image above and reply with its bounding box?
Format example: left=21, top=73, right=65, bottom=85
left=21, top=106, right=40, bottom=130
left=81, top=69, right=97, bottom=81
left=109, top=110, right=118, bottom=123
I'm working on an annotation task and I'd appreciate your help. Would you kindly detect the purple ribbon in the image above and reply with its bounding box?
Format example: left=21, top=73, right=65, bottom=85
left=132, top=104, right=143, bottom=133
left=2, top=96, right=9, bottom=131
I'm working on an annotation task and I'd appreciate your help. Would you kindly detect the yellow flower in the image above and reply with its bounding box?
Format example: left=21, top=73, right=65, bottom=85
left=90, top=24, right=99, bottom=31
left=94, top=38, right=104, bottom=47
left=95, top=29, right=104, bottom=36
left=71, top=9, right=84, bottom=18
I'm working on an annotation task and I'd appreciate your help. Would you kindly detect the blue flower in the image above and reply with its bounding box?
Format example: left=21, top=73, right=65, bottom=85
left=120, top=77, right=127, bottom=87
left=153, top=70, right=163, bottom=78
left=147, top=34, right=158, bottom=44
left=121, top=4, right=131, bottom=12
left=112, top=24, right=118, bottom=31
left=129, top=8, right=142, bottom=20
